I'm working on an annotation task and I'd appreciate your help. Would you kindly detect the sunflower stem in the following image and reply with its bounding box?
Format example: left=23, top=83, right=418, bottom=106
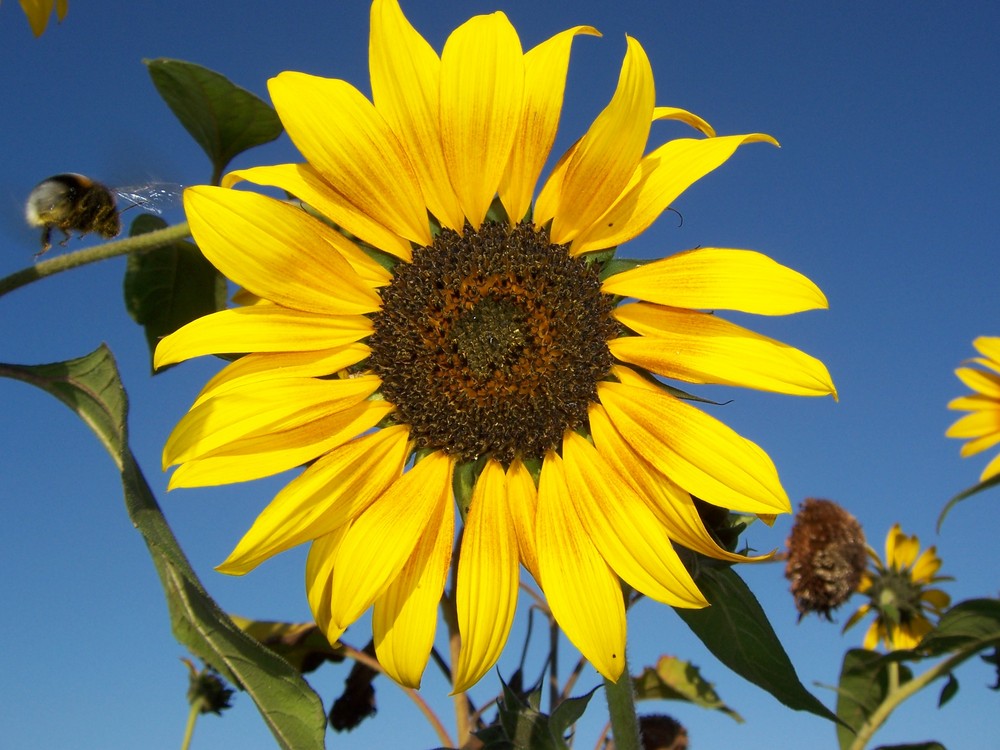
left=0, top=221, right=191, bottom=301
left=603, top=653, right=641, bottom=750
left=848, top=645, right=991, bottom=750
left=179, top=696, right=204, bottom=750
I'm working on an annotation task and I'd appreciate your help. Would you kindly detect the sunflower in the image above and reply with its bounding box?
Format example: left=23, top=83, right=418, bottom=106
left=844, top=525, right=951, bottom=651
left=946, top=336, right=1000, bottom=482
left=156, top=0, right=835, bottom=691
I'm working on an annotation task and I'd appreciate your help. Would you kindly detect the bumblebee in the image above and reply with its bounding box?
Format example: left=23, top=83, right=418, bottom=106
left=25, top=173, right=121, bottom=255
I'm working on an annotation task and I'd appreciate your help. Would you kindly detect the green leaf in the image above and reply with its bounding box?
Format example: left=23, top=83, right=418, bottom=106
left=0, top=346, right=327, bottom=750
left=634, top=654, right=743, bottom=722
left=673, top=565, right=839, bottom=724
left=937, top=673, right=959, bottom=707
left=937, top=472, right=1000, bottom=530
left=548, top=687, right=598, bottom=739
left=835, top=649, right=914, bottom=750
left=917, top=599, right=1000, bottom=657
left=123, top=214, right=227, bottom=370
left=145, top=58, right=283, bottom=184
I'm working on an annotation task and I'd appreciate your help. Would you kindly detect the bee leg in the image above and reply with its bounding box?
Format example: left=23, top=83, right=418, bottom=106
left=34, top=227, right=53, bottom=257
left=58, top=228, right=72, bottom=247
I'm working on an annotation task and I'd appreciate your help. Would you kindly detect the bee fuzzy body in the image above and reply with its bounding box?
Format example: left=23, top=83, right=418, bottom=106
left=25, top=173, right=122, bottom=255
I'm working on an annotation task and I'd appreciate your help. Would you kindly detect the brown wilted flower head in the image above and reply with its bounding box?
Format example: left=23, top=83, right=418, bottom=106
left=605, top=713, right=688, bottom=750
left=785, top=498, right=867, bottom=620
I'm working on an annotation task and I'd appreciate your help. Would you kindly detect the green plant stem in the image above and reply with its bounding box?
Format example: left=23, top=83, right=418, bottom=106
left=848, top=646, right=991, bottom=750
left=180, top=696, right=205, bottom=750
left=0, top=221, right=191, bottom=300
left=604, top=653, right=641, bottom=750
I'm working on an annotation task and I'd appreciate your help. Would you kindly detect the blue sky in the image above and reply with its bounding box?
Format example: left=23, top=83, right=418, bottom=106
left=2, top=2, right=998, bottom=748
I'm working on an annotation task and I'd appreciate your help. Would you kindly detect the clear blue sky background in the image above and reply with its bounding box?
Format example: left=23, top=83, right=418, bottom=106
left=2, top=2, right=998, bottom=748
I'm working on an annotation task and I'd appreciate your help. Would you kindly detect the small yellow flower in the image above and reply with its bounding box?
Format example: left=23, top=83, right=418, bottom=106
left=16, top=0, right=67, bottom=36
left=947, top=336, right=1000, bottom=482
left=844, top=525, right=951, bottom=651
left=158, top=0, right=835, bottom=690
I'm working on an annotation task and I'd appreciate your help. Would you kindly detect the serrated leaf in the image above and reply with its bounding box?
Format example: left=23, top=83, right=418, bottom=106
left=937, top=673, right=959, bottom=707
left=673, top=565, right=839, bottom=725
left=836, top=649, right=914, bottom=750
left=0, top=346, right=327, bottom=750
left=145, top=58, right=283, bottom=184
left=634, top=655, right=743, bottom=722
left=123, top=214, right=227, bottom=370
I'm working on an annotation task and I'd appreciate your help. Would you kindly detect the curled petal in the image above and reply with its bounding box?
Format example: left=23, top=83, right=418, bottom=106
left=652, top=106, right=715, bottom=137
left=571, top=134, right=777, bottom=255
left=537, top=36, right=655, bottom=243
left=602, top=248, right=828, bottom=316
left=536, top=451, right=626, bottom=681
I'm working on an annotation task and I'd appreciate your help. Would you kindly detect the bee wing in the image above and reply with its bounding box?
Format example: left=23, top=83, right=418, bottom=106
left=114, top=183, right=185, bottom=215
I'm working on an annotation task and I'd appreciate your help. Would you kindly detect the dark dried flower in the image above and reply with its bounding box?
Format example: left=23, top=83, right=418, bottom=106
left=785, top=498, right=866, bottom=619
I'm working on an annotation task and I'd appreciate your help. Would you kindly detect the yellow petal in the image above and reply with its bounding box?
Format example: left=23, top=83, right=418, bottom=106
left=268, top=71, right=432, bottom=248
left=571, top=134, right=777, bottom=254
left=863, top=621, right=882, bottom=651
left=957, top=431, right=1000, bottom=457
left=536, top=451, right=626, bottom=681
left=163, top=375, right=380, bottom=467
left=192, top=345, right=370, bottom=407
left=562, top=431, right=706, bottom=608
left=652, top=106, right=715, bottom=137
left=499, top=26, right=600, bottom=224
left=921, top=588, right=951, bottom=611
left=611, top=303, right=836, bottom=397
left=506, top=458, right=541, bottom=583
left=587, top=402, right=768, bottom=563
left=168, top=400, right=394, bottom=488
left=947, top=394, right=1000, bottom=412
left=224, top=163, right=411, bottom=267
left=184, top=186, right=381, bottom=315
left=373, top=484, right=454, bottom=688
left=980, top=450, right=1000, bottom=481
left=154, top=306, right=372, bottom=369
left=369, top=0, right=464, bottom=231
left=217, top=426, right=410, bottom=575
left=536, top=36, right=654, bottom=243
left=20, top=0, right=55, bottom=36
left=453, top=459, right=519, bottom=692
left=329, top=451, right=454, bottom=629
left=946, top=409, right=1000, bottom=439
left=602, top=248, right=828, bottom=315
left=955, top=366, right=1000, bottom=399
left=911, top=547, right=942, bottom=583
left=305, top=526, right=350, bottom=643
left=439, top=11, right=524, bottom=228
left=973, top=336, right=1000, bottom=364
left=598, top=381, right=790, bottom=514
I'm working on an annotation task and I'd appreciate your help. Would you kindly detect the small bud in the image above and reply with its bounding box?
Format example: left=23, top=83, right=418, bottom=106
left=785, top=498, right=867, bottom=620
left=182, top=658, right=234, bottom=716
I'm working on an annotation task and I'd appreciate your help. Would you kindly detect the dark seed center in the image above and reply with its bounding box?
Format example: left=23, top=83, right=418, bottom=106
left=367, top=222, right=617, bottom=464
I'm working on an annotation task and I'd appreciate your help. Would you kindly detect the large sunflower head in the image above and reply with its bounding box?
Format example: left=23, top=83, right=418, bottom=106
left=947, top=336, right=1000, bottom=482
left=844, top=525, right=951, bottom=651
left=156, top=0, right=836, bottom=691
